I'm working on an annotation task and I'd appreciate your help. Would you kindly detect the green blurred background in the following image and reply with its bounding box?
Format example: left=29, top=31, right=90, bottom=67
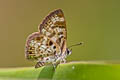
left=0, top=0, right=120, bottom=68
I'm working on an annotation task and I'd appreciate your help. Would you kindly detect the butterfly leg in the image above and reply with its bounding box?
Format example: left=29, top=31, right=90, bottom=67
left=60, top=58, right=66, bottom=63
left=35, top=61, right=45, bottom=68
left=52, top=57, right=60, bottom=70
left=52, top=62, right=57, bottom=69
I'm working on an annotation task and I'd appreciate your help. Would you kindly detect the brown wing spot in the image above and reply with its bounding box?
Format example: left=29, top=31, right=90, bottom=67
left=35, top=37, right=41, bottom=40
left=54, top=51, right=56, bottom=55
left=27, top=47, right=35, bottom=54
left=53, top=46, right=56, bottom=49
left=47, top=19, right=52, bottom=25
left=46, top=43, right=48, bottom=46
left=46, top=54, right=50, bottom=56
left=51, top=26, right=57, bottom=29
left=29, top=47, right=35, bottom=50
left=55, top=21, right=65, bottom=25
left=48, top=50, right=50, bottom=53
left=60, top=35, right=64, bottom=38
left=28, top=51, right=33, bottom=54
left=34, top=36, right=43, bottom=41
left=49, top=41, right=53, bottom=46
left=59, top=26, right=65, bottom=28
left=58, top=32, right=63, bottom=35
left=58, top=14, right=63, bottom=17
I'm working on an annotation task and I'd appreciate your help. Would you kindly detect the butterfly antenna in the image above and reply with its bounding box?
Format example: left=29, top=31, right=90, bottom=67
left=68, top=42, right=83, bottom=48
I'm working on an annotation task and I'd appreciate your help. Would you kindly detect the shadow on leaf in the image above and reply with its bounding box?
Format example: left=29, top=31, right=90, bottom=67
left=37, top=65, right=55, bottom=80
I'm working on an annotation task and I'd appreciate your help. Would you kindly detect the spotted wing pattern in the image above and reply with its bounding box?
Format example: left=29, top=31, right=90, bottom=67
left=25, top=9, right=67, bottom=68
left=25, top=32, right=60, bottom=61
left=38, top=9, right=67, bottom=54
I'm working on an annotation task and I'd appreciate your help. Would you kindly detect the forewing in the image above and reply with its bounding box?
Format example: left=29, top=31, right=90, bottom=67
left=25, top=32, right=60, bottom=60
left=38, top=9, right=67, bottom=54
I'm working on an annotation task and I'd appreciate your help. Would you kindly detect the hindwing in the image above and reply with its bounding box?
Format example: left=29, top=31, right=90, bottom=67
left=25, top=32, right=60, bottom=60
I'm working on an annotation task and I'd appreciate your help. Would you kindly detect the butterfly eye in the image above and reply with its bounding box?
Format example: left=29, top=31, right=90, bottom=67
left=67, top=50, right=69, bottom=54
left=66, top=49, right=72, bottom=55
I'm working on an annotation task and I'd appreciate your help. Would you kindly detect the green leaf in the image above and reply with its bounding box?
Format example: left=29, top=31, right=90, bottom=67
left=0, top=62, right=120, bottom=80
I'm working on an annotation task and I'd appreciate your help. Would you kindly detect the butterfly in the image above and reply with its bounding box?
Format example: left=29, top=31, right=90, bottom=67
left=25, top=9, right=82, bottom=68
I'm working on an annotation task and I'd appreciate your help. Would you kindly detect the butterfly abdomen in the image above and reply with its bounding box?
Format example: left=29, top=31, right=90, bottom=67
left=35, top=62, right=45, bottom=68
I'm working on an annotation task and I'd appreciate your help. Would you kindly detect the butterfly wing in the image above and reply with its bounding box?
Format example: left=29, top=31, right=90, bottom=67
left=38, top=9, right=67, bottom=54
left=25, top=32, right=60, bottom=61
